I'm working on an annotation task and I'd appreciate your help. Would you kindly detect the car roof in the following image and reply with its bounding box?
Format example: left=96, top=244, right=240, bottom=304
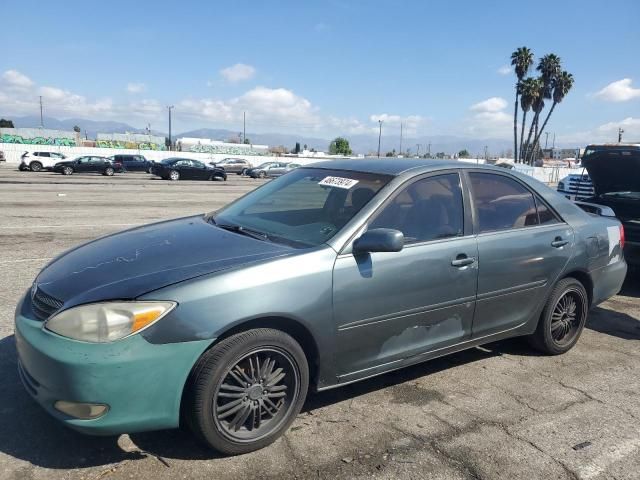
left=304, top=158, right=487, bottom=176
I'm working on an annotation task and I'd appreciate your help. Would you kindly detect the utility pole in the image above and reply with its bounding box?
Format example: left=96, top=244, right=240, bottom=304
left=618, top=128, right=624, bottom=143
left=377, top=120, right=383, bottom=158
left=167, top=105, right=174, bottom=151
left=416, top=144, right=421, bottom=157
left=552, top=132, right=556, bottom=149
left=243, top=111, right=246, bottom=144
left=399, top=122, right=403, bottom=156
left=544, top=131, right=550, bottom=149
left=427, top=143, right=431, bottom=158
left=39, top=96, right=44, bottom=128
left=484, top=145, right=488, bottom=160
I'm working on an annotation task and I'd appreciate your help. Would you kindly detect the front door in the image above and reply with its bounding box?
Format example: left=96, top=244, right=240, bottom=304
left=466, top=171, right=574, bottom=337
left=333, top=172, right=478, bottom=381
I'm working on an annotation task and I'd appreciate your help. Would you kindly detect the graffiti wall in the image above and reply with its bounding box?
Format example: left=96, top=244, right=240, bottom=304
left=0, top=128, right=78, bottom=146
left=96, top=133, right=166, bottom=150
left=186, top=143, right=267, bottom=155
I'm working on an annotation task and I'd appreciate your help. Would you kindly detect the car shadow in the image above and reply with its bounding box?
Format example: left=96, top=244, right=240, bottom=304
left=0, top=334, right=499, bottom=466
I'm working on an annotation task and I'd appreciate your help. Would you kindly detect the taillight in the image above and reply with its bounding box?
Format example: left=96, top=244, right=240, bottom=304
left=619, top=224, right=625, bottom=250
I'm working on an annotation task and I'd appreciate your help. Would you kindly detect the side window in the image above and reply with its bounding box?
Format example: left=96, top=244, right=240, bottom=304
left=192, top=160, right=204, bottom=168
left=369, top=173, right=464, bottom=244
left=535, top=195, right=561, bottom=225
left=39, top=152, right=50, bottom=157
left=468, top=173, right=539, bottom=232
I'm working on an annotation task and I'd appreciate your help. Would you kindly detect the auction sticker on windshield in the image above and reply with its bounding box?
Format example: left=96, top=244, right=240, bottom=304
left=318, top=176, right=359, bottom=189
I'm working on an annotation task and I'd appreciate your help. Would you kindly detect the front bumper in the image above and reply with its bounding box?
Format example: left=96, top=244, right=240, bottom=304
left=14, top=294, right=214, bottom=435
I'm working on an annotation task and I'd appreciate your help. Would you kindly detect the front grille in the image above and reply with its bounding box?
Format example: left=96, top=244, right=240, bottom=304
left=31, top=286, right=63, bottom=321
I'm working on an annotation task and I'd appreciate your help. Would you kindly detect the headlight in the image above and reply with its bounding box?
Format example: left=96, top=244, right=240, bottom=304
left=45, top=301, right=176, bottom=343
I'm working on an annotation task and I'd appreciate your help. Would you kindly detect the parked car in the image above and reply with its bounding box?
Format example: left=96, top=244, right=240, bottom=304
left=19, top=151, right=67, bottom=172
left=264, top=162, right=301, bottom=177
left=110, top=154, right=153, bottom=173
left=151, top=157, right=227, bottom=181
left=52, top=156, right=120, bottom=176
left=246, top=161, right=289, bottom=178
left=576, top=144, right=640, bottom=267
left=0, top=150, right=5, bottom=162
left=557, top=173, right=594, bottom=200
left=210, top=158, right=251, bottom=175
left=15, top=159, right=626, bottom=455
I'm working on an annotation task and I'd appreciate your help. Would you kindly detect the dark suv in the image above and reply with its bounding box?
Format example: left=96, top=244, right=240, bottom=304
left=580, top=144, right=640, bottom=267
left=111, top=154, right=152, bottom=173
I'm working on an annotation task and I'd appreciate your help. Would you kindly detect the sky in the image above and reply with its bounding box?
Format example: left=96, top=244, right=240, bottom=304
left=1, top=0, right=639, bottom=145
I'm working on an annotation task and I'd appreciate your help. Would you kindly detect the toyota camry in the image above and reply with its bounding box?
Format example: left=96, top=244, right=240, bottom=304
left=15, top=159, right=626, bottom=455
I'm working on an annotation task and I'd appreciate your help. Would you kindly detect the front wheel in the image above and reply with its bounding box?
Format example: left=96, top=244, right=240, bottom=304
left=185, top=328, right=309, bottom=455
left=104, top=167, right=115, bottom=176
left=62, top=166, right=73, bottom=176
left=528, top=278, right=588, bottom=355
left=169, top=170, right=180, bottom=181
left=258, top=171, right=266, bottom=179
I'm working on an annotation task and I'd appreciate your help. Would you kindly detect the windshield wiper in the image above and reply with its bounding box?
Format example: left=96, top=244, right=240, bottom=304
left=215, top=222, right=270, bottom=242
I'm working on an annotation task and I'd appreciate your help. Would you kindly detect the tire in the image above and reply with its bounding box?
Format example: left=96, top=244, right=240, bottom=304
left=169, top=170, right=180, bottom=181
left=185, top=328, right=309, bottom=455
left=19, top=164, right=28, bottom=172
left=258, top=171, right=266, bottom=179
left=104, top=167, right=115, bottom=176
left=528, top=277, right=588, bottom=355
left=62, top=166, right=73, bottom=176
left=29, top=161, right=43, bottom=172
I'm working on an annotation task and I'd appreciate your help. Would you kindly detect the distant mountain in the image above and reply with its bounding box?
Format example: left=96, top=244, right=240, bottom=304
left=9, top=116, right=159, bottom=139
left=7, top=115, right=514, bottom=155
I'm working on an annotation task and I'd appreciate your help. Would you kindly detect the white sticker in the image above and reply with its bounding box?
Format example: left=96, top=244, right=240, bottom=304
left=318, top=176, right=359, bottom=189
left=606, top=226, right=621, bottom=265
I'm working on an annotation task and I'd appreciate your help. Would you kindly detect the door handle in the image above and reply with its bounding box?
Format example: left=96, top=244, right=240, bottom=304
left=451, top=255, right=475, bottom=267
left=551, top=238, right=569, bottom=248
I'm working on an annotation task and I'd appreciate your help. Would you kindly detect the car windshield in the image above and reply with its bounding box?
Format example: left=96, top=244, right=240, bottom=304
left=212, top=168, right=392, bottom=247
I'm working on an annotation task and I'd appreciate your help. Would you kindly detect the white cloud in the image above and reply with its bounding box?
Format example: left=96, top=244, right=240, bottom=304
left=220, top=63, right=256, bottom=83
left=465, top=97, right=511, bottom=137
left=2, top=69, right=34, bottom=89
left=497, top=65, right=512, bottom=75
left=126, top=82, right=146, bottom=93
left=470, top=97, right=508, bottom=113
left=594, top=78, right=640, bottom=102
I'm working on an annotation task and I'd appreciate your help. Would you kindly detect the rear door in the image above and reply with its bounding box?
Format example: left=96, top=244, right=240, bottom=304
left=466, top=171, right=573, bottom=337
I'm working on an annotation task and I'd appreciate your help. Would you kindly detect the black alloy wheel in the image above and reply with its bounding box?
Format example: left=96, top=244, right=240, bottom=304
left=185, top=328, right=308, bottom=455
left=529, top=277, right=588, bottom=355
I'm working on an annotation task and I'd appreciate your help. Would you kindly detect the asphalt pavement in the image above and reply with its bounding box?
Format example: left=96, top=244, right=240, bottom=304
left=0, top=164, right=638, bottom=480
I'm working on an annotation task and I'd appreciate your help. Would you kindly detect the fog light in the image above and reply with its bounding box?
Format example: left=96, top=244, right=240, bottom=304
left=54, top=400, right=109, bottom=419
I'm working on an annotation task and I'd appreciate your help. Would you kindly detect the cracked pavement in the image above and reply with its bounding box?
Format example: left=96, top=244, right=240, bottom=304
left=0, top=165, right=638, bottom=480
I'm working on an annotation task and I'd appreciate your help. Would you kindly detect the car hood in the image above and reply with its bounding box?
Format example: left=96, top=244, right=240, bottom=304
left=35, top=215, right=294, bottom=307
left=582, top=151, right=640, bottom=196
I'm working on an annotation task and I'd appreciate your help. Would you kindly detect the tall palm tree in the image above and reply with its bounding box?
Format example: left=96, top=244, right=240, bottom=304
left=530, top=71, right=574, bottom=156
left=518, top=77, right=539, bottom=161
left=510, top=47, right=534, bottom=162
left=522, top=79, right=545, bottom=164
left=524, top=54, right=562, bottom=163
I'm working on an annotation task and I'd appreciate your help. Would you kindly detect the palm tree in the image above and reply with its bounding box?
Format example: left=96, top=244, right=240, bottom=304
left=530, top=71, right=574, bottom=157
left=510, top=47, right=534, bottom=162
left=522, top=79, right=545, bottom=164
left=518, top=77, right=539, bottom=161
left=524, top=54, right=562, bottom=163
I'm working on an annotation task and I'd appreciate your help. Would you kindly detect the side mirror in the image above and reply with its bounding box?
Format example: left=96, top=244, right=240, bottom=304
left=353, top=228, right=404, bottom=254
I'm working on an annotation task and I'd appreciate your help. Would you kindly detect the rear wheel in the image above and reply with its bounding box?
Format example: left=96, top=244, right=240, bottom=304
left=185, top=328, right=308, bottom=455
left=529, top=278, right=588, bottom=355
left=169, top=170, right=180, bottom=181
left=104, top=167, right=115, bottom=176
left=29, top=161, right=43, bottom=172
left=62, top=166, right=73, bottom=176
left=258, top=171, right=266, bottom=179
